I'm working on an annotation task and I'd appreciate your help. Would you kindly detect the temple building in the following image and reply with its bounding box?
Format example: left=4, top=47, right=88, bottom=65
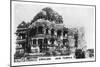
left=15, top=19, right=72, bottom=57
left=14, top=7, right=85, bottom=60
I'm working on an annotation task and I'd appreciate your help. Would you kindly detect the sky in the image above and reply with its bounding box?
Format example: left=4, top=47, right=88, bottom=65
left=12, top=1, right=95, bottom=49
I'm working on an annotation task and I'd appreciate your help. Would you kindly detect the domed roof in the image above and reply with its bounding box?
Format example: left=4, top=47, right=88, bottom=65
left=31, top=7, right=63, bottom=24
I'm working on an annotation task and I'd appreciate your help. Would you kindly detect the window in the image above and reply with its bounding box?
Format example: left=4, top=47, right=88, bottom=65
left=33, top=39, right=36, bottom=44
left=57, top=30, right=62, bottom=37
left=50, top=38, right=55, bottom=44
left=46, top=28, right=49, bottom=34
left=38, top=26, right=43, bottom=34
left=38, top=39, right=43, bottom=45
left=51, top=28, right=55, bottom=35
left=44, top=38, right=48, bottom=44
left=29, top=27, right=37, bottom=37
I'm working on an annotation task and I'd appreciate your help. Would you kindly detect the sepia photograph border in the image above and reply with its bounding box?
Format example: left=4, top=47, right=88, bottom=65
left=10, top=0, right=96, bottom=67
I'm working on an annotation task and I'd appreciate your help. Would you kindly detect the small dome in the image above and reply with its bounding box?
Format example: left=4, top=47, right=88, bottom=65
left=17, top=21, right=27, bottom=28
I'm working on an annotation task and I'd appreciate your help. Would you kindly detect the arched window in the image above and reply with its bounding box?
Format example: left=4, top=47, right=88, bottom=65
left=38, top=26, right=43, bottom=34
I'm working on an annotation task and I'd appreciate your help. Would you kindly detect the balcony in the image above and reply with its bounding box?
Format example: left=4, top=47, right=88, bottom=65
left=16, top=39, right=26, bottom=44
